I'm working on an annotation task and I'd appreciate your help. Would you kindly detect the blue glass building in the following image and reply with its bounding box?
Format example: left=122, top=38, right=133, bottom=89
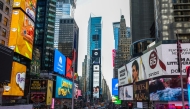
left=113, top=22, right=120, bottom=50
left=87, top=15, right=102, bottom=100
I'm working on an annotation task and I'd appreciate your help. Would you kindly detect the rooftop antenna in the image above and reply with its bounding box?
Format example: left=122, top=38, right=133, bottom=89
left=120, top=9, right=122, bottom=17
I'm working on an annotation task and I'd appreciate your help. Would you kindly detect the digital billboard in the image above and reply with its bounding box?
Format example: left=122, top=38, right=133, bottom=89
left=0, top=44, right=14, bottom=83
left=55, top=76, right=72, bottom=98
left=149, top=77, right=188, bottom=101
left=8, top=10, right=34, bottom=59
left=3, top=62, right=26, bottom=96
left=112, top=96, right=121, bottom=105
left=46, top=80, right=53, bottom=105
left=13, top=0, right=37, bottom=21
left=112, top=78, right=118, bottom=96
left=93, top=72, right=100, bottom=98
left=133, top=81, right=149, bottom=101
left=112, top=49, right=116, bottom=67
left=54, top=49, right=66, bottom=75
left=119, top=85, right=133, bottom=100
left=30, top=79, right=47, bottom=105
left=66, top=57, right=72, bottom=79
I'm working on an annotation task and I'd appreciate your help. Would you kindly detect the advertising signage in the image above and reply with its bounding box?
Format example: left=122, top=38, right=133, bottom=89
left=133, top=81, right=149, bottom=101
left=13, top=0, right=37, bottom=21
left=112, top=96, right=121, bottom=105
left=55, top=76, right=72, bottom=98
left=149, top=77, right=188, bottom=101
left=3, top=62, right=26, bottom=96
left=93, top=72, right=100, bottom=98
left=8, top=10, right=34, bottom=59
left=92, top=50, right=101, bottom=57
left=118, top=43, right=190, bottom=86
left=119, top=85, right=133, bottom=100
left=54, top=49, right=66, bottom=76
left=29, top=79, right=53, bottom=106
left=0, top=44, right=14, bottom=82
left=66, top=57, right=72, bottom=79
left=112, top=78, right=118, bottom=96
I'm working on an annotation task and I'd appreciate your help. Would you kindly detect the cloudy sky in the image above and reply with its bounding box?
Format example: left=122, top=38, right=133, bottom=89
left=75, top=0, right=130, bottom=94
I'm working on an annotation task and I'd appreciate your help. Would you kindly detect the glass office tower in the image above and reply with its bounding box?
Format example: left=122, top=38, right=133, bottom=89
left=113, top=22, right=120, bottom=50
left=54, top=0, right=76, bottom=49
left=34, top=0, right=56, bottom=71
left=87, top=15, right=102, bottom=100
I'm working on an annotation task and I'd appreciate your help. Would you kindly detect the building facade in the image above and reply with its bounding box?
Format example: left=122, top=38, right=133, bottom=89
left=155, top=0, right=190, bottom=41
left=113, top=22, right=120, bottom=50
left=0, top=0, right=13, bottom=46
left=58, top=18, right=79, bottom=72
left=114, top=15, right=131, bottom=78
left=130, top=0, right=154, bottom=43
left=87, top=15, right=102, bottom=100
left=34, top=0, right=56, bottom=71
left=54, top=0, right=76, bottom=49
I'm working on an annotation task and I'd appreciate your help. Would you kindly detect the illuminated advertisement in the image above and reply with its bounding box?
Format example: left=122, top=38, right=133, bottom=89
left=3, top=62, right=26, bottom=96
left=54, top=49, right=66, bottom=75
left=0, top=44, right=14, bottom=83
left=112, top=49, right=116, bottom=67
left=8, top=10, right=34, bottom=59
left=112, top=78, right=118, bottom=96
left=66, top=57, right=72, bottom=79
left=13, top=0, right=37, bottom=21
left=46, top=80, right=53, bottom=105
left=30, top=47, right=40, bottom=75
left=149, top=77, right=188, bottom=101
left=93, top=72, right=99, bottom=98
left=112, top=96, right=121, bottom=105
left=119, top=85, right=133, bottom=100
left=133, top=81, right=149, bottom=101
left=30, top=79, right=47, bottom=105
left=55, top=76, right=72, bottom=98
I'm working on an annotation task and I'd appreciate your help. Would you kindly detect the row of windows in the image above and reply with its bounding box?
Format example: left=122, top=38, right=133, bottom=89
left=1, top=39, right=5, bottom=45
left=0, top=1, right=10, bottom=15
left=175, top=17, right=190, bottom=22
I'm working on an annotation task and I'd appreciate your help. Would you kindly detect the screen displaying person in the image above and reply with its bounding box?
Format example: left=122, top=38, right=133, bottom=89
left=132, top=60, right=139, bottom=83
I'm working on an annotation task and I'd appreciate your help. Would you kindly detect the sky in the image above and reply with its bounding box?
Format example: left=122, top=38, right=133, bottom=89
left=75, top=0, right=130, bottom=94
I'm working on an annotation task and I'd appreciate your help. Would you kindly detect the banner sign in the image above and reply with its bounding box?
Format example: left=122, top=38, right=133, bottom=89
left=133, top=81, right=149, bottom=101
left=118, top=43, right=190, bottom=86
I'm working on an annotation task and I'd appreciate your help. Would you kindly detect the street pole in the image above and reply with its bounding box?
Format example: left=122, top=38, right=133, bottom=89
left=71, top=56, right=75, bottom=109
left=177, top=33, right=185, bottom=109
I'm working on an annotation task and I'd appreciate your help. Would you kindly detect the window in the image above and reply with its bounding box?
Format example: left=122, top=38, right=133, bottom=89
left=5, top=7, right=9, bottom=15
left=3, top=17, right=8, bottom=26
left=2, top=28, right=6, bottom=37
left=0, top=1, right=3, bottom=10
left=1, top=40, right=5, bottom=45
left=6, top=0, right=10, bottom=4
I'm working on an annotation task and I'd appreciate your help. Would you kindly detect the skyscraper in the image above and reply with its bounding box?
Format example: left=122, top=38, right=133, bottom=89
left=113, top=22, right=120, bottom=50
left=87, top=15, right=102, bottom=100
left=130, top=0, right=154, bottom=42
left=154, top=0, right=190, bottom=41
left=58, top=18, right=79, bottom=72
left=0, top=0, right=13, bottom=46
left=54, top=0, right=76, bottom=49
left=34, top=0, right=56, bottom=71
left=114, top=15, right=131, bottom=78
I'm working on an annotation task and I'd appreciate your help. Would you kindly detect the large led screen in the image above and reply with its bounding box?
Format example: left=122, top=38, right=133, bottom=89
left=54, top=50, right=66, bottom=75
left=30, top=79, right=47, bottom=104
left=0, top=44, right=14, bottom=82
left=112, top=78, right=118, bottom=96
left=8, top=10, right=34, bottom=59
left=55, top=76, right=72, bottom=98
left=149, top=77, right=188, bottom=101
left=93, top=72, right=100, bottom=98
left=3, top=62, right=26, bottom=96
left=119, top=85, right=133, bottom=100
left=66, top=57, right=72, bottom=79
left=112, top=96, right=121, bottom=105
left=13, top=0, right=37, bottom=21
left=133, top=81, right=149, bottom=101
